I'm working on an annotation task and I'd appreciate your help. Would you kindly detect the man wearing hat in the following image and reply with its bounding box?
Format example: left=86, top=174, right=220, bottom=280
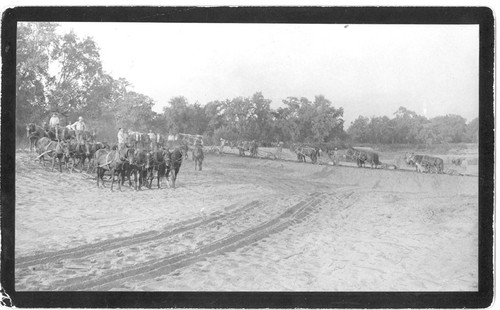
left=117, top=128, right=126, bottom=151
left=49, top=112, right=60, bottom=140
left=70, top=116, right=87, bottom=144
left=148, top=130, right=157, bottom=151
left=332, top=147, right=339, bottom=166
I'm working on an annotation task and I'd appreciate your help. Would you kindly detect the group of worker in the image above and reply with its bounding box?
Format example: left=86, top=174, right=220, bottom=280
left=47, top=112, right=204, bottom=150
left=117, top=128, right=203, bottom=151
left=47, top=112, right=87, bottom=143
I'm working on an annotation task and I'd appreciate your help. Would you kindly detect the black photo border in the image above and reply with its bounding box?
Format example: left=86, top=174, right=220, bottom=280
left=1, top=6, right=494, bottom=308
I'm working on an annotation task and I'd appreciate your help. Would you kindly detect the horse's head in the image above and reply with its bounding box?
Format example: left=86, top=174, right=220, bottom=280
left=26, top=123, right=35, bottom=137
left=84, top=141, right=91, bottom=156
left=56, top=141, right=69, bottom=156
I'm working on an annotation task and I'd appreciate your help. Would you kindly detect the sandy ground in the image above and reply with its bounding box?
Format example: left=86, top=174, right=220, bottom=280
left=15, top=146, right=478, bottom=291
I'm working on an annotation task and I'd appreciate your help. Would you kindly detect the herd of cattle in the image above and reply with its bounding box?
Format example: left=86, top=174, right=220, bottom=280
left=25, top=122, right=465, bottom=192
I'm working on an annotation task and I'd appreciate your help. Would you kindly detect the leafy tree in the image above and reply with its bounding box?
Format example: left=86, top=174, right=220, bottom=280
left=347, top=116, right=370, bottom=143
left=16, top=22, right=59, bottom=125
left=204, top=100, right=226, bottom=136
left=46, top=31, right=103, bottom=115
left=310, top=95, right=344, bottom=143
left=424, top=114, right=467, bottom=143
left=391, top=106, right=426, bottom=144
left=465, top=117, right=479, bottom=143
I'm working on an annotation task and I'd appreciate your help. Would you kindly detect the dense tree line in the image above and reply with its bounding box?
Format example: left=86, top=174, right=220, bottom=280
left=17, top=22, right=478, bottom=146
left=347, top=107, right=478, bottom=145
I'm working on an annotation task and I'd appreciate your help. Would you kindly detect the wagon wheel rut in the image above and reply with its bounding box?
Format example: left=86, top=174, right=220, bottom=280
left=16, top=189, right=359, bottom=291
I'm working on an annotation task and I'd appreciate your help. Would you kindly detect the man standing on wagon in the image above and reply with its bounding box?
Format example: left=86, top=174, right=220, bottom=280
left=70, top=116, right=87, bottom=144
left=49, top=112, right=60, bottom=141
left=117, top=128, right=126, bottom=151
left=148, top=130, right=157, bottom=152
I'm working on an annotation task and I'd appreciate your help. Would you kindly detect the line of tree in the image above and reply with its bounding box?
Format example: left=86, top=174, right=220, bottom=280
left=347, top=107, right=478, bottom=144
left=16, top=22, right=478, bottom=146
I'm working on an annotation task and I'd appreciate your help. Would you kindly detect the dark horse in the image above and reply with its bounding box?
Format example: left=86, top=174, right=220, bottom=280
left=178, top=142, right=189, bottom=160
left=129, top=149, right=149, bottom=190
left=86, top=141, right=108, bottom=173
left=165, top=147, right=183, bottom=188
left=95, top=147, right=134, bottom=191
left=66, top=140, right=91, bottom=172
left=121, top=147, right=140, bottom=190
left=145, top=150, right=168, bottom=189
left=192, top=144, right=204, bottom=171
left=26, top=123, right=47, bottom=152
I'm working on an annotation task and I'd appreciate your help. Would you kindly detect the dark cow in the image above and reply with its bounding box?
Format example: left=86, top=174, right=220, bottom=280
left=451, top=158, right=466, bottom=166
left=421, top=155, right=444, bottom=173
left=405, top=152, right=444, bottom=174
left=294, top=146, right=319, bottom=164
left=236, top=141, right=257, bottom=157
left=347, top=147, right=380, bottom=168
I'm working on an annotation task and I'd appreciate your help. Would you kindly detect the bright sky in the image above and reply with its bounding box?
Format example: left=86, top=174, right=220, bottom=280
left=54, top=22, right=479, bottom=124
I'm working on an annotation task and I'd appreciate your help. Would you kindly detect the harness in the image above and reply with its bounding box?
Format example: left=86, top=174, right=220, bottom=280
left=36, top=140, right=63, bottom=159
left=99, top=151, right=117, bottom=168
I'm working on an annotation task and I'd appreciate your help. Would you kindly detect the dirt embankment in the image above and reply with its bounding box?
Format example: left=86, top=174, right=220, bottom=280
left=15, top=150, right=478, bottom=291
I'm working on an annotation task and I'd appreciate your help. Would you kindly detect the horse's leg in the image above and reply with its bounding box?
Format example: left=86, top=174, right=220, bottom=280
left=110, top=169, right=115, bottom=191
left=158, top=166, right=164, bottom=188
left=133, top=169, right=138, bottom=191
left=147, top=168, right=153, bottom=189
left=86, top=157, right=92, bottom=174
left=165, top=167, right=171, bottom=188
left=51, top=155, right=56, bottom=172
left=172, top=166, right=179, bottom=188
left=80, top=157, right=85, bottom=173
left=120, top=169, right=125, bottom=190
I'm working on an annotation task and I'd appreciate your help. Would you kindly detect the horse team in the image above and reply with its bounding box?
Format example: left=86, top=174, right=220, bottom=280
left=26, top=123, right=205, bottom=191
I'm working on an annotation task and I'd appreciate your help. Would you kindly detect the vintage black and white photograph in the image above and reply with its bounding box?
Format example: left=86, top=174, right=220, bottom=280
left=2, top=6, right=494, bottom=308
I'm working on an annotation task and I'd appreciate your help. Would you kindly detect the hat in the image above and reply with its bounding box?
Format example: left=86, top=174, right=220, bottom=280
left=78, top=116, right=83, bottom=120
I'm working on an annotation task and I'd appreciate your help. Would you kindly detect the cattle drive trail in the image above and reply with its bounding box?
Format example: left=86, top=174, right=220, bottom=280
left=15, top=150, right=478, bottom=291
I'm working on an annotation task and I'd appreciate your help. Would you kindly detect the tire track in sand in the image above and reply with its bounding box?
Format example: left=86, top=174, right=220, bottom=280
left=35, top=193, right=329, bottom=291
left=16, top=200, right=263, bottom=268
